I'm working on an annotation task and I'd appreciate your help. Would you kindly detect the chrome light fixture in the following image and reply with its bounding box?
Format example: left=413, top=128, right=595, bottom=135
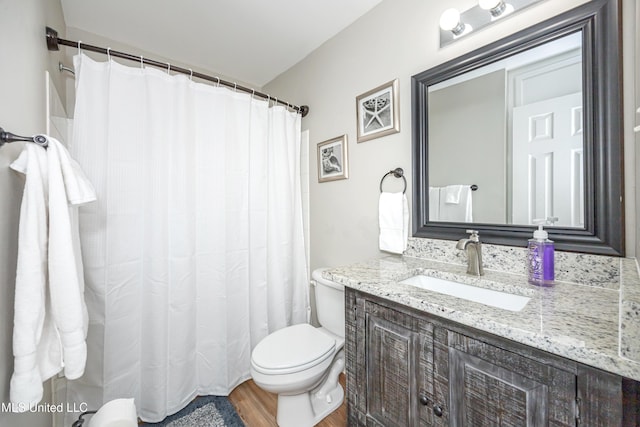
left=439, top=0, right=544, bottom=48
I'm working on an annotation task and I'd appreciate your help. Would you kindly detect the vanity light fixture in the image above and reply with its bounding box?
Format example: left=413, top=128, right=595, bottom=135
left=439, top=0, right=544, bottom=48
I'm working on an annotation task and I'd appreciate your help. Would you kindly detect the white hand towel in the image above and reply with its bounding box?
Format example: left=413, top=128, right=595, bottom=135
left=429, top=187, right=441, bottom=221
left=443, top=185, right=465, bottom=204
left=438, top=185, right=473, bottom=222
left=9, top=136, right=96, bottom=411
left=379, top=192, right=409, bottom=254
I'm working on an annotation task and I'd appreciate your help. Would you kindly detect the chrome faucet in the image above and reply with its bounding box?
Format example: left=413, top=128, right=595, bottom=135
left=456, top=230, right=484, bottom=276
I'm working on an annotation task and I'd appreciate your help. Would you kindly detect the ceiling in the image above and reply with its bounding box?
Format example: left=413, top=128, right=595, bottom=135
left=60, top=0, right=383, bottom=88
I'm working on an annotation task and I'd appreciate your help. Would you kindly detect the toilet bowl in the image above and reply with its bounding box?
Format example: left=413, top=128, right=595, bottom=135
left=250, top=268, right=345, bottom=427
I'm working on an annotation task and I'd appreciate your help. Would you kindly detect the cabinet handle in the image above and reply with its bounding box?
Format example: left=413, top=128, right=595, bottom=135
left=433, top=405, right=444, bottom=417
left=419, top=394, right=430, bottom=406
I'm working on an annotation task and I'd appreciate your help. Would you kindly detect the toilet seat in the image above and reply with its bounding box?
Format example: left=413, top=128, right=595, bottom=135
left=251, top=324, right=336, bottom=375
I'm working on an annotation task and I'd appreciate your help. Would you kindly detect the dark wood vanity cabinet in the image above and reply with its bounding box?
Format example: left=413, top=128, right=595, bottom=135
left=353, top=297, right=437, bottom=426
left=346, top=288, right=631, bottom=426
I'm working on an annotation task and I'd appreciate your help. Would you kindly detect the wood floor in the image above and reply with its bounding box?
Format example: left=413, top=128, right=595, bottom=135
left=228, top=374, right=347, bottom=427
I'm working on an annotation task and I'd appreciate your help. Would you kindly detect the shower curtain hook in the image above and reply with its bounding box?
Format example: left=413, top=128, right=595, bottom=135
left=215, top=77, right=220, bottom=87
left=166, top=62, right=171, bottom=75
left=233, top=82, right=237, bottom=92
left=77, top=40, right=82, bottom=55
left=140, top=55, right=144, bottom=69
left=274, top=97, right=278, bottom=107
left=267, top=95, right=271, bottom=106
left=188, top=69, right=193, bottom=80
left=106, top=47, right=111, bottom=62
left=251, top=89, right=255, bottom=99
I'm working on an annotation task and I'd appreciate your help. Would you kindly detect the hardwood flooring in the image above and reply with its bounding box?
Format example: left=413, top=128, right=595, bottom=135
left=228, top=374, right=347, bottom=427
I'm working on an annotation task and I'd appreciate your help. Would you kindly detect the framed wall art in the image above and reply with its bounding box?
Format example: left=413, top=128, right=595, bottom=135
left=317, top=135, right=349, bottom=182
left=356, top=78, right=400, bottom=143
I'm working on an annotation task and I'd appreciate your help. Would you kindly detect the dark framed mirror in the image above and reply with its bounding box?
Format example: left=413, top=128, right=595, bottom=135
left=411, top=0, right=623, bottom=256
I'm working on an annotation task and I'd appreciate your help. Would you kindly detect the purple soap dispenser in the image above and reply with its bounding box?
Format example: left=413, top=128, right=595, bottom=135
left=527, top=220, right=555, bottom=286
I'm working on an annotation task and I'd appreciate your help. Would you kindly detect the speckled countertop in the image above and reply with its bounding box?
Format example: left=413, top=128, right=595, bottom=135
left=324, top=239, right=640, bottom=381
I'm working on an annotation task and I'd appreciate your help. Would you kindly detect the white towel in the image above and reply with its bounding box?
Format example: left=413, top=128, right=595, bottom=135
left=429, top=187, right=440, bottom=221
left=379, top=192, right=409, bottom=254
left=443, top=185, right=465, bottom=204
left=439, top=185, right=473, bottom=222
left=9, top=136, right=96, bottom=411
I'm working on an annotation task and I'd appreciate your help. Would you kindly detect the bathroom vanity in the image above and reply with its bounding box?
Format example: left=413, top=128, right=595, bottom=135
left=327, top=240, right=640, bottom=426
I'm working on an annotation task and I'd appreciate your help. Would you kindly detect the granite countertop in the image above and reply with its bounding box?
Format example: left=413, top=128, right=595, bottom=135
left=324, top=251, right=640, bottom=381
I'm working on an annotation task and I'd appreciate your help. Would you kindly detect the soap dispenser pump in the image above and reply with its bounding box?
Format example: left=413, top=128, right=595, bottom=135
left=527, top=220, right=555, bottom=286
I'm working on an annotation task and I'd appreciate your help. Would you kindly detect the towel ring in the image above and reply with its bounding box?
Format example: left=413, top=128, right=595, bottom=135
left=380, top=167, right=407, bottom=194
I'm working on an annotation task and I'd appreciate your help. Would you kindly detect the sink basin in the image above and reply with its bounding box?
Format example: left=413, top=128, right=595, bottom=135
left=399, top=275, right=530, bottom=312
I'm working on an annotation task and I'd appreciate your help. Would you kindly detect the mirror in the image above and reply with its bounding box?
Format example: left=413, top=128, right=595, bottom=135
left=411, top=0, right=623, bottom=255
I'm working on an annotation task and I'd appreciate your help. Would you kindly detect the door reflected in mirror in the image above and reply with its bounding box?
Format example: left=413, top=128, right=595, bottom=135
left=428, top=32, right=583, bottom=228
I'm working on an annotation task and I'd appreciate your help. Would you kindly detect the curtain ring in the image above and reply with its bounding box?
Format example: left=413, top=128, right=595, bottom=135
left=188, top=69, right=193, bottom=80
left=106, top=47, right=111, bottom=62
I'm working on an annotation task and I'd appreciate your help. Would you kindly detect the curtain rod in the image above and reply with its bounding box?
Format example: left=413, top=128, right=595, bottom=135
left=45, top=27, right=310, bottom=118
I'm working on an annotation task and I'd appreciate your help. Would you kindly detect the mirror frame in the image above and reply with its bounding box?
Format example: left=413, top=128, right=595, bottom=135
left=411, top=0, right=623, bottom=256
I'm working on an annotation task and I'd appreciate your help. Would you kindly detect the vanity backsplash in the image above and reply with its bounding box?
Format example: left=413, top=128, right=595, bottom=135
left=405, top=237, right=623, bottom=290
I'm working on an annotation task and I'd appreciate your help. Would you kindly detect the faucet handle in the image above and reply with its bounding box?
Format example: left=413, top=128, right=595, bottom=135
left=465, top=230, right=480, bottom=241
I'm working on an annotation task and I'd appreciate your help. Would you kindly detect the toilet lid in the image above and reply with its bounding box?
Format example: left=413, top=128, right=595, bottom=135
left=251, top=324, right=336, bottom=375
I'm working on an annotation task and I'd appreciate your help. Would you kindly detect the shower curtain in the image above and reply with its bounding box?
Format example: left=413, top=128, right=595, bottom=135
left=64, top=53, right=309, bottom=422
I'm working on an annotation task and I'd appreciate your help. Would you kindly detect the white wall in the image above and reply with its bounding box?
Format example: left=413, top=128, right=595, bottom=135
left=0, top=1, right=67, bottom=425
left=263, top=0, right=637, bottom=270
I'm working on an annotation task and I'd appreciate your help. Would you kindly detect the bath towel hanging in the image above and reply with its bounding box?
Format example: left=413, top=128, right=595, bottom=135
left=9, top=135, right=96, bottom=410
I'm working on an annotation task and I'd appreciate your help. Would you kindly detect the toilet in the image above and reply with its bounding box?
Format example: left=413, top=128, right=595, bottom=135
left=250, top=268, right=345, bottom=427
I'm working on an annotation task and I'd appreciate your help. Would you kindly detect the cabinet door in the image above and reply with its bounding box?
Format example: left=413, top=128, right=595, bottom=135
left=363, top=300, right=437, bottom=426
left=441, top=329, right=577, bottom=427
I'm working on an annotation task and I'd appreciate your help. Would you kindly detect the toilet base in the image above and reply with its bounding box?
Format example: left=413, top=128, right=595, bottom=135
left=275, top=350, right=345, bottom=427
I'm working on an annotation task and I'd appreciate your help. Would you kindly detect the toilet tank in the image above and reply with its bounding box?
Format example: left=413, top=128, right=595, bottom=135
left=312, top=268, right=345, bottom=338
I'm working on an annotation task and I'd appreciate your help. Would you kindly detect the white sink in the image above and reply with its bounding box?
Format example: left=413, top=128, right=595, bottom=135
left=399, top=275, right=530, bottom=312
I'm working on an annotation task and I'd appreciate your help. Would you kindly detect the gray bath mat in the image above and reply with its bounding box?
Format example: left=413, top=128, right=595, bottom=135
left=142, top=396, right=245, bottom=427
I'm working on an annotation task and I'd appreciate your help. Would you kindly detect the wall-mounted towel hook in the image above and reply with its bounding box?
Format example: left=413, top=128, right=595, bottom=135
left=380, top=167, right=407, bottom=194
left=0, top=127, right=49, bottom=148
left=58, top=61, right=75, bottom=75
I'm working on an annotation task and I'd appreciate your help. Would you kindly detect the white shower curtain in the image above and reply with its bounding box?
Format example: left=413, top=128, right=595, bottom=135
left=65, top=53, right=309, bottom=422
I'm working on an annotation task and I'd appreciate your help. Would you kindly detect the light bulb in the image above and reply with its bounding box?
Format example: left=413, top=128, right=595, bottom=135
left=479, top=0, right=509, bottom=17
left=439, top=8, right=466, bottom=35
left=479, top=0, right=502, bottom=10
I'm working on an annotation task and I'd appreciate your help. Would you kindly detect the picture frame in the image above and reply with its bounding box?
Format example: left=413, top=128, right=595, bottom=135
left=356, top=78, right=400, bottom=143
left=317, top=135, right=349, bottom=183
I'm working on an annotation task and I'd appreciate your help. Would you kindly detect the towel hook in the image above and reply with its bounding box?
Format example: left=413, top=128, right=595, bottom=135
left=380, top=167, right=407, bottom=194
